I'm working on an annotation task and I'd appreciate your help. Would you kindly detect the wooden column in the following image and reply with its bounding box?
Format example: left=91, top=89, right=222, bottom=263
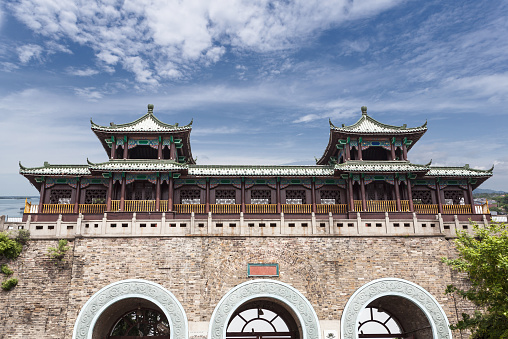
left=358, top=141, right=363, bottom=160
left=347, top=179, right=354, bottom=212
left=436, top=181, right=443, bottom=214
left=120, top=176, right=126, bottom=211
left=170, top=143, right=177, bottom=161
left=360, top=177, right=367, bottom=211
left=38, top=183, right=46, bottom=213
left=394, top=179, right=401, bottom=211
left=241, top=179, right=245, bottom=213
left=157, top=137, right=163, bottom=160
left=468, top=183, right=475, bottom=214
left=155, top=176, right=161, bottom=211
left=390, top=143, right=396, bottom=160
left=276, top=179, right=281, bottom=214
left=110, top=139, right=116, bottom=159
left=345, top=143, right=351, bottom=160
left=168, top=177, right=174, bottom=212
left=205, top=179, right=210, bottom=213
left=311, top=179, right=316, bottom=213
left=106, top=177, right=113, bottom=212
left=73, top=182, right=81, bottom=214
left=406, top=180, right=414, bottom=212
left=123, top=137, right=128, bottom=159
left=402, top=143, right=408, bottom=161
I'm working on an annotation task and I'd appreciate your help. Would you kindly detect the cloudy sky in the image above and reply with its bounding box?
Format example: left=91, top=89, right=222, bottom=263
left=1, top=0, right=507, bottom=196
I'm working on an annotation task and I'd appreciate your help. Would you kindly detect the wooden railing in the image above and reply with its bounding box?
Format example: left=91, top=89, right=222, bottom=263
left=124, top=200, right=156, bottom=212
left=414, top=204, right=439, bottom=214
left=366, top=200, right=397, bottom=212
left=443, top=204, right=472, bottom=214
left=282, top=204, right=312, bottom=214
left=42, top=204, right=74, bottom=214
left=159, top=200, right=168, bottom=212
left=78, top=204, right=106, bottom=214
left=316, top=204, right=348, bottom=214
left=174, top=204, right=205, bottom=214
left=211, top=204, right=241, bottom=214
left=353, top=200, right=363, bottom=212
left=245, top=204, right=277, bottom=214
left=24, top=199, right=39, bottom=213
left=401, top=200, right=410, bottom=212
left=111, top=200, right=121, bottom=211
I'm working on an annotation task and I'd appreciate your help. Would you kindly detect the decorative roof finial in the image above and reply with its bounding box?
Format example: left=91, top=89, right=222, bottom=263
left=361, top=106, right=367, bottom=116
left=147, top=104, right=154, bottom=114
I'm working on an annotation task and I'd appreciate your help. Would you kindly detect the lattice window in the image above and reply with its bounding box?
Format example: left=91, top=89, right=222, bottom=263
left=134, top=188, right=143, bottom=200
left=216, top=189, right=236, bottom=204
left=320, top=190, right=341, bottom=204
left=444, top=190, right=465, bottom=204
left=251, top=190, right=271, bottom=204
left=286, top=190, right=306, bottom=204
left=412, top=190, right=433, bottom=204
left=50, top=189, right=72, bottom=204
left=181, top=189, right=201, bottom=204
left=84, top=189, right=107, bottom=204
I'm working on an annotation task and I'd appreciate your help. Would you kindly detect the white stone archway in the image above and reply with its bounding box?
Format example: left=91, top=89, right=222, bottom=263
left=209, top=279, right=321, bottom=339
left=341, top=278, right=452, bottom=339
left=72, top=279, right=188, bottom=339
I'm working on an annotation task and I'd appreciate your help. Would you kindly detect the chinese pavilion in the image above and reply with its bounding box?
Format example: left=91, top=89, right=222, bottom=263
left=20, top=104, right=492, bottom=222
left=5, top=104, right=494, bottom=339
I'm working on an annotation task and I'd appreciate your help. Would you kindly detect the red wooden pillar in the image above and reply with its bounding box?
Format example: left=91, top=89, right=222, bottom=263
left=241, top=179, right=245, bottom=213
left=106, top=177, right=113, bottom=212
left=402, top=143, right=408, bottom=161
left=73, top=181, right=81, bottom=214
left=468, top=183, right=475, bottom=214
left=155, top=176, right=161, bottom=211
left=38, top=183, right=46, bottom=213
left=358, top=141, right=363, bottom=160
left=123, top=137, right=128, bottom=159
left=205, top=179, right=210, bottom=213
left=406, top=179, right=414, bottom=212
left=170, top=142, right=177, bottom=161
left=110, top=138, right=116, bottom=159
left=168, top=176, right=174, bottom=212
left=390, top=143, right=396, bottom=160
left=436, top=181, right=443, bottom=214
left=157, top=137, right=163, bottom=160
left=360, top=177, right=367, bottom=211
left=347, top=179, right=354, bottom=212
left=276, top=179, right=281, bottom=214
left=120, top=176, right=126, bottom=211
left=394, top=179, right=401, bottom=211
left=311, top=179, right=316, bottom=213
left=345, top=143, right=351, bottom=160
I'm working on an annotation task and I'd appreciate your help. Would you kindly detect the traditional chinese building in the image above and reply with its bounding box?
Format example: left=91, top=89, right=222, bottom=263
left=2, top=104, right=493, bottom=339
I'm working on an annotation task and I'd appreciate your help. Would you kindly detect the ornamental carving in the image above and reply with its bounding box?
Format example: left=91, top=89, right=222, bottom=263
left=49, top=189, right=72, bottom=204
left=209, top=280, right=320, bottom=339
left=341, top=278, right=451, bottom=339
left=412, top=190, right=433, bottom=204
left=73, top=279, right=188, bottom=339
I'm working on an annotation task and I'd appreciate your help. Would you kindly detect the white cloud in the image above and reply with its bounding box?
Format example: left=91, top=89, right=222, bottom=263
left=66, top=67, right=99, bottom=76
left=9, top=0, right=401, bottom=84
left=73, top=87, right=103, bottom=101
left=17, top=44, right=43, bottom=63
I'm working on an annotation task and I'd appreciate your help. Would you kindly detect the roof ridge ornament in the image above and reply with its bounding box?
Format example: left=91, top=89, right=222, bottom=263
left=361, top=106, right=367, bottom=116
left=488, top=164, right=494, bottom=172
left=425, top=159, right=432, bottom=166
left=147, top=104, right=154, bottom=114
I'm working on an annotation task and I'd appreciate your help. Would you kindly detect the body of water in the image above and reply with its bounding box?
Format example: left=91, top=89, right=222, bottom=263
left=0, top=197, right=39, bottom=219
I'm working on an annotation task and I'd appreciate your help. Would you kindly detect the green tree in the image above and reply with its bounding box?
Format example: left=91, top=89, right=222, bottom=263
left=442, top=221, right=508, bottom=338
left=0, top=232, right=23, bottom=259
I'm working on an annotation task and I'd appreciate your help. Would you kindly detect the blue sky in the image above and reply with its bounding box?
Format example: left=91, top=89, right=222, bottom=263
left=0, top=0, right=507, bottom=196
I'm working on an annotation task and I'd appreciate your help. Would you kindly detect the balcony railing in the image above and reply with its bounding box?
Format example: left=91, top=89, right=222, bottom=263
left=246, top=204, right=277, bottom=214
left=78, top=204, right=106, bottom=214
left=26, top=199, right=481, bottom=216
left=174, top=204, right=205, bottom=214
left=282, top=204, right=312, bottom=214
left=316, top=204, right=348, bottom=214
left=211, top=204, right=241, bottom=214
left=42, top=204, right=74, bottom=214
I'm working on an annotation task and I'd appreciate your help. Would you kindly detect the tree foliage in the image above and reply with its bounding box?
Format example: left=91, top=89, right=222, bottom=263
left=0, top=231, right=23, bottom=259
left=443, top=221, right=508, bottom=338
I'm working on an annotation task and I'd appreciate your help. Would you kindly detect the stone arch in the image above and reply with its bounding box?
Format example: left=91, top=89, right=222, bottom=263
left=72, top=279, right=188, bottom=339
left=209, top=279, right=321, bottom=339
left=341, top=278, right=452, bottom=339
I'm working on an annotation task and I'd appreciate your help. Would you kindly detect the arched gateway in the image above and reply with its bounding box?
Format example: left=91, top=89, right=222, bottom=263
left=72, top=279, right=188, bottom=339
left=209, top=280, right=320, bottom=339
left=341, top=278, right=452, bottom=339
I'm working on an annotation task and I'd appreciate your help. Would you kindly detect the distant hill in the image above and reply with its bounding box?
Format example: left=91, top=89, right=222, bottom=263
left=473, top=189, right=507, bottom=194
